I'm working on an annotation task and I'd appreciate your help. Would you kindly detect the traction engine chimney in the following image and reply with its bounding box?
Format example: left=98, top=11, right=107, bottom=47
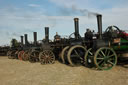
left=33, top=32, right=37, bottom=46
left=20, top=36, right=24, bottom=46
left=74, top=18, right=80, bottom=39
left=97, top=14, right=102, bottom=39
left=24, top=34, right=28, bottom=46
left=45, top=27, right=49, bottom=43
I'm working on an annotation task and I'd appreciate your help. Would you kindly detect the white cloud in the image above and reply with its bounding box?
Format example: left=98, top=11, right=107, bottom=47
left=28, top=4, right=40, bottom=7
left=49, top=0, right=128, bottom=30
left=0, top=0, right=128, bottom=45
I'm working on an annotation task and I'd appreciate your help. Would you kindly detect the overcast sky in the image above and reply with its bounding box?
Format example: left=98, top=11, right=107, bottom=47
left=0, top=0, right=128, bottom=45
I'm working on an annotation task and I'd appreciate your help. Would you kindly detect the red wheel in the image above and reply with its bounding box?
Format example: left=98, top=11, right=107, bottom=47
left=39, top=50, right=55, bottom=64
left=22, top=51, right=30, bottom=61
left=18, top=51, right=24, bottom=60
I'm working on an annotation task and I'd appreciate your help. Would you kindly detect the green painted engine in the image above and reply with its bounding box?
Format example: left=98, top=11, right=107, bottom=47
left=113, top=38, right=128, bottom=51
left=85, top=25, right=128, bottom=70
left=104, top=25, right=128, bottom=51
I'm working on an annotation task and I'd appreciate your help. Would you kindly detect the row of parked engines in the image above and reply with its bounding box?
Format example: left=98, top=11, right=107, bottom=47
left=7, top=14, right=128, bottom=70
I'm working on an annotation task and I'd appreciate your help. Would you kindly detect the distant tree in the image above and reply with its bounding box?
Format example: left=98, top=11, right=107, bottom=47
left=10, top=38, right=20, bottom=47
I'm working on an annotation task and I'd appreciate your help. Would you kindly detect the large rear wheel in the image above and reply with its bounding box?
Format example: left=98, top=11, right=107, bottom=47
left=39, top=50, right=55, bottom=65
left=67, top=45, right=87, bottom=66
left=94, top=47, right=117, bottom=70
left=29, top=51, right=39, bottom=63
left=60, top=46, right=69, bottom=64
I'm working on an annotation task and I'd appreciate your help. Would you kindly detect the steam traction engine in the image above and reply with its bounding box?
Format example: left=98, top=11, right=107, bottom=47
left=24, top=27, right=55, bottom=64
left=58, top=18, right=87, bottom=66
left=84, top=15, right=128, bottom=70
left=27, top=32, right=41, bottom=63
left=7, top=37, right=23, bottom=59
left=39, top=27, right=55, bottom=64
left=17, top=34, right=32, bottom=61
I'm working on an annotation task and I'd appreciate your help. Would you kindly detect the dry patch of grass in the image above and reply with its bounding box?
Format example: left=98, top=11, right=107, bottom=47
left=0, top=56, right=128, bottom=85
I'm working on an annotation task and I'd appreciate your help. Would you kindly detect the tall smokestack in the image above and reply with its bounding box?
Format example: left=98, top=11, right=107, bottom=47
left=33, top=32, right=37, bottom=46
left=97, top=14, right=102, bottom=39
left=45, top=27, right=49, bottom=43
left=20, top=36, right=23, bottom=46
left=74, top=18, right=80, bottom=39
left=24, top=34, right=28, bottom=46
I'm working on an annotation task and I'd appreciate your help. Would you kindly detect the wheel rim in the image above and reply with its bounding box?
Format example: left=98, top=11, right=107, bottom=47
left=94, top=47, right=117, bottom=70
left=60, top=46, right=69, bottom=64
left=84, top=48, right=94, bottom=67
left=39, top=50, right=55, bottom=64
left=29, top=51, right=39, bottom=63
left=67, top=45, right=87, bottom=66
left=18, top=51, right=24, bottom=60
left=22, top=51, right=30, bottom=61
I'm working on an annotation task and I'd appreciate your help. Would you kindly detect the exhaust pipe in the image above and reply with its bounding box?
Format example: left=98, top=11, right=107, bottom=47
left=33, top=32, right=37, bottom=46
left=97, top=14, right=102, bottom=39
left=45, top=27, right=49, bottom=43
left=24, top=34, right=28, bottom=46
left=74, top=18, right=80, bottom=39
left=20, top=36, right=24, bottom=46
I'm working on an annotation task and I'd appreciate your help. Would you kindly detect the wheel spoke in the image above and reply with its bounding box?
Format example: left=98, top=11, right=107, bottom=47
left=97, top=57, right=104, bottom=60
left=108, top=54, right=115, bottom=58
left=89, top=51, right=93, bottom=55
left=100, top=50, right=105, bottom=57
left=98, top=53, right=103, bottom=57
left=31, top=55, right=34, bottom=58
left=107, top=60, right=114, bottom=66
left=100, top=61, right=105, bottom=67
left=109, top=58, right=114, bottom=61
left=107, top=50, right=110, bottom=56
left=105, top=49, right=107, bottom=55
left=74, top=50, right=81, bottom=58
left=97, top=60, right=104, bottom=65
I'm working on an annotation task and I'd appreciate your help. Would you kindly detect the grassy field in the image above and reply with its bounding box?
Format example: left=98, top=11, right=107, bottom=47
left=0, top=56, right=128, bottom=85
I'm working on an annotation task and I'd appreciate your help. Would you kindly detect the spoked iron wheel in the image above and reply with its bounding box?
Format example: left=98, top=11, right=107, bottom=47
left=84, top=48, right=94, bottom=67
left=22, top=51, right=30, bottom=61
left=60, top=46, right=69, bottom=64
left=39, top=50, right=55, bottom=65
left=7, top=51, right=12, bottom=59
left=29, top=51, right=39, bottom=63
left=94, top=47, right=117, bottom=70
left=18, top=51, right=24, bottom=60
left=67, top=45, right=87, bottom=66
left=14, top=51, right=19, bottom=59
left=10, top=50, right=16, bottom=59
